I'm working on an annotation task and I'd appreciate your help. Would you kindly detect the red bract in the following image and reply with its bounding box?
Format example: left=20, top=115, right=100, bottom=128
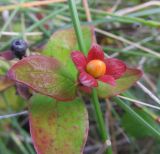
left=71, top=43, right=126, bottom=89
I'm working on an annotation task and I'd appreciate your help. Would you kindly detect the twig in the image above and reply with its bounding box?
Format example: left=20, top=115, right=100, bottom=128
left=138, top=57, right=157, bottom=93
left=111, top=0, right=121, bottom=13
left=116, top=1, right=160, bottom=15
left=0, top=111, right=28, bottom=120
left=84, top=144, right=101, bottom=153
left=57, top=15, right=71, bottom=21
left=136, top=82, right=160, bottom=105
left=0, top=0, right=66, bottom=12
left=116, top=138, right=129, bottom=146
left=0, top=31, right=43, bottom=36
left=11, top=133, right=29, bottom=154
left=82, top=0, right=92, bottom=22
left=143, top=74, right=157, bottom=93
left=110, top=36, right=154, bottom=58
left=117, top=95, right=160, bottom=110
left=138, top=57, right=146, bottom=69
left=82, top=0, right=97, bottom=43
left=0, top=9, right=18, bottom=39
left=114, top=126, right=130, bottom=144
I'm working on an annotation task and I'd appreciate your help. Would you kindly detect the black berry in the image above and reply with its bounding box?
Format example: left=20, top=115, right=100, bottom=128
left=11, top=39, right=28, bottom=59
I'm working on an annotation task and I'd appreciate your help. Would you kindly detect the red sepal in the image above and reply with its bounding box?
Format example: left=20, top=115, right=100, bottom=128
left=105, top=58, right=126, bottom=79
left=71, top=51, right=87, bottom=72
left=87, top=44, right=104, bottom=61
left=98, top=75, right=116, bottom=86
left=79, top=71, right=98, bottom=87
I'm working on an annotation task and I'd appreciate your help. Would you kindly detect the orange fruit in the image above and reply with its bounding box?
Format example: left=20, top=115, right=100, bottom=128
left=86, top=60, right=106, bottom=78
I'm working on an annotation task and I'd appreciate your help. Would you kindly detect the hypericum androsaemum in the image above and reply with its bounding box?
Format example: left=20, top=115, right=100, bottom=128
left=71, top=43, right=127, bottom=89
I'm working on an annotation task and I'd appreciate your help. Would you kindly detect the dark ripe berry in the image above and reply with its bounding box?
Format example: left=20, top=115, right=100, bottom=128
left=11, top=39, right=28, bottom=59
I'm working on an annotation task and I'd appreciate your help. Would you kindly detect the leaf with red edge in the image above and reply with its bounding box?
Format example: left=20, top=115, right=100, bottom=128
left=29, top=94, right=88, bottom=154
left=7, top=55, right=76, bottom=101
left=42, top=26, right=94, bottom=80
left=97, top=68, right=142, bottom=98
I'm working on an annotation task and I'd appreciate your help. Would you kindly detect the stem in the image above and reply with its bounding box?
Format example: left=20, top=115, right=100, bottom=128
left=92, top=89, right=112, bottom=154
left=91, top=89, right=107, bottom=141
left=68, top=1, right=112, bottom=153
left=68, top=0, right=86, bottom=54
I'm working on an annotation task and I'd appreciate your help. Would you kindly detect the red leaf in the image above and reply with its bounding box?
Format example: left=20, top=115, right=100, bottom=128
left=79, top=71, right=98, bottom=87
left=71, top=51, right=87, bottom=72
left=105, top=58, right=127, bottom=79
left=8, top=55, right=76, bottom=101
left=87, top=43, right=104, bottom=61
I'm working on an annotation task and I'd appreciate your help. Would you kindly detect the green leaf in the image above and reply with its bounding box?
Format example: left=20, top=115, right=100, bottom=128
left=42, top=26, right=93, bottom=79
left=29, top=94, right=88, bottom=154
left=97, top=68, right=142, bottom=98
left=122, top=108, right=160, bottom=139
left=8, top=55, right=76, bottom=101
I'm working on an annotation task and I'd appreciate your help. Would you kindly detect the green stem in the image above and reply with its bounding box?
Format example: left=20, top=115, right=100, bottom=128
left=91, top=89, right=107, bottom=141
left=91, top=89, right=112, bottom=154
left=68, top=0, right=86, bottom=54
left=68, top=0, right=112, bottom=153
